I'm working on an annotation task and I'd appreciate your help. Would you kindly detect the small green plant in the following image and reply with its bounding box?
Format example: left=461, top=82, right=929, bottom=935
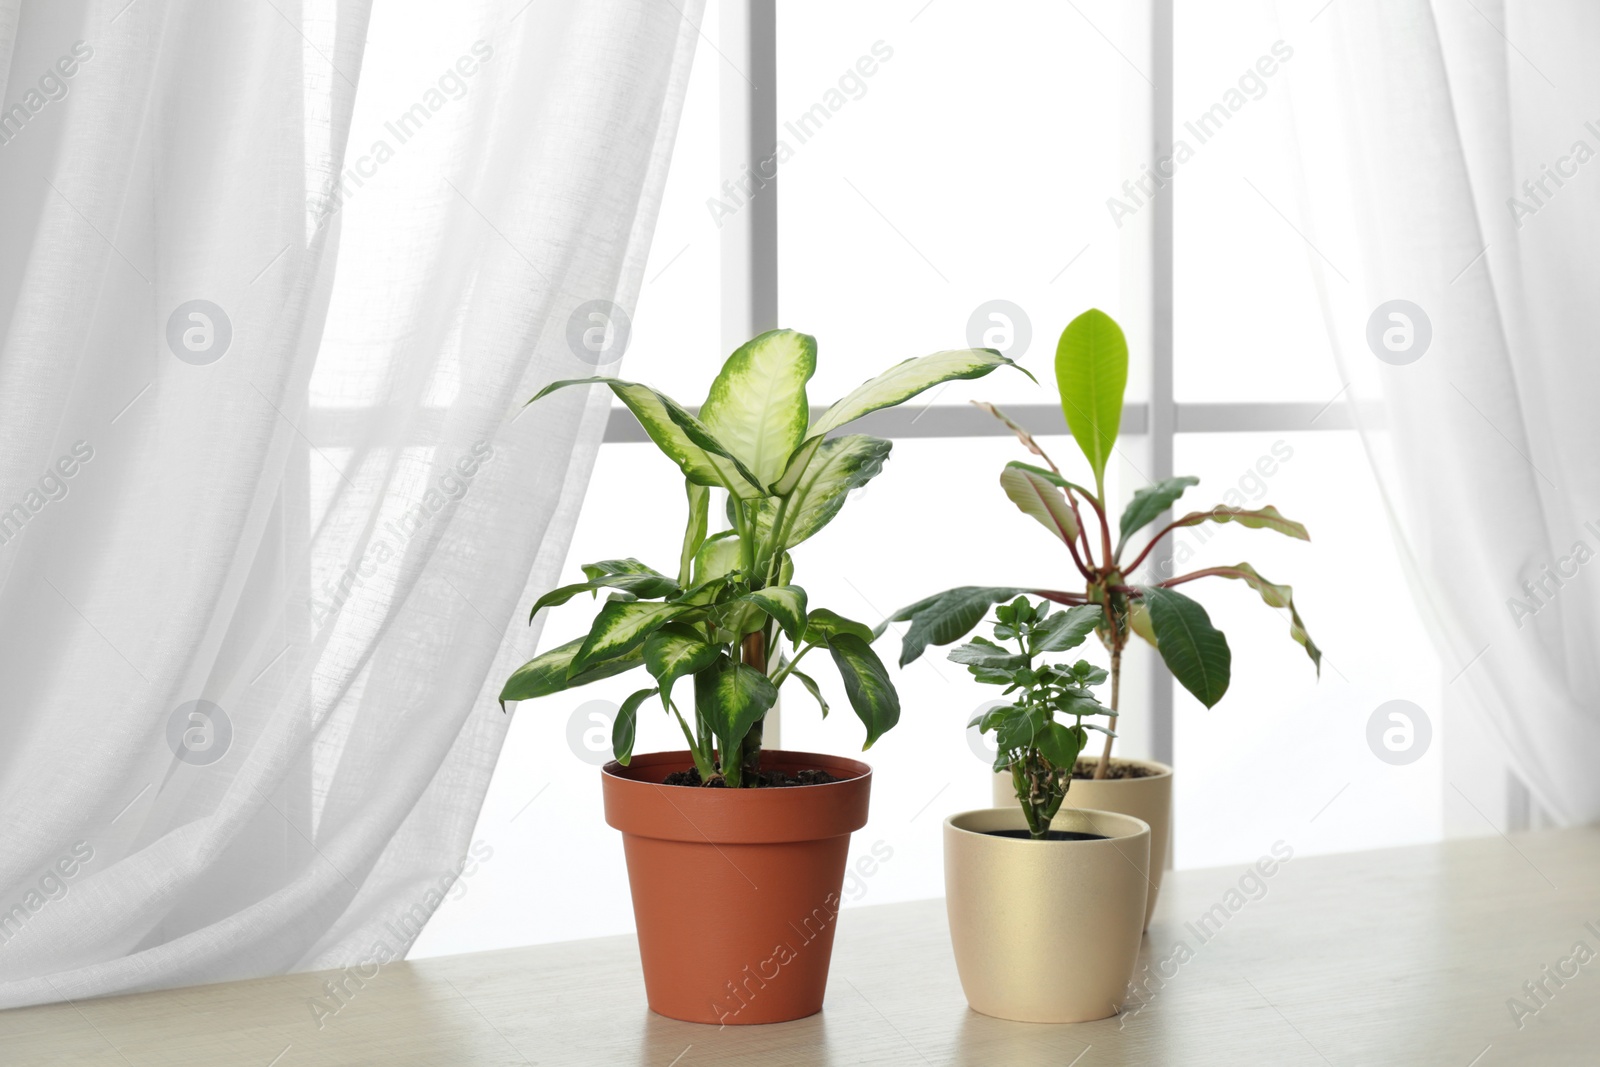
left=957, top=597, right=1113, bottom=838
left=894, top=308, right=1320, bottom=779
left=501, top=329, right=1028, bottom=787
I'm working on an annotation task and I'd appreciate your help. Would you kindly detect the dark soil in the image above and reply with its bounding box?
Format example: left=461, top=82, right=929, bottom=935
left=983, top=829, right=1108, bottom=842
left=1071, top=759, right=1158, bottom=781
left=660, top=766, right=842, bottom=788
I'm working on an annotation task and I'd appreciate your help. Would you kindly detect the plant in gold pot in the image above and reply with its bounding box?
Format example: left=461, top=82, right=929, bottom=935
left=942, top=595, right=1151, bottom=1023
left=896, top=308, right=1320, bottom=927
left=502, top=329, right=1025, bottom=1024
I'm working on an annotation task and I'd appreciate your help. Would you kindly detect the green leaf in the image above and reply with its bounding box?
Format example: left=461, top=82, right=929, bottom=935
left=1140, top=585, right=1231, bottom=708
left=530, top=565, right=678, bottom=621
left=499, top=638, right=644, bottom=706
left=1055, top=309, right=1128, bottom=491
left=1205, top=562, right=1322, bottom=673
left=808, top=348, right=1032, bottom=438
left=949, top=636, right=1026, bottom=671
left=1030, top=603, right=1102, bottom=654
left=825, top=633, right=900, bottom=749
left=678, top=481, right=710, bottom=587
left=802, top=608, right=876, bottom=646
left=643, top=623, right=722, bottom=710
left=612, top=687, right=657, bottom=765
left=698, top=329, right=817, bottom=489
left=890, top=586, right=1027, bottom=667
left=744, top=586, right=808, bottom=644
left=1161, top=505, right=1311, bottom=542
left=996, top=703, right=1047, bottom=751
left=1129, top=601, right=1157, bottom=647
left=1036, top=721, right=1088, bottom=768
left=529, top=377, right=765, bottom=498
left=692, top=530, right=743, bottom=585
left=772, top=434, right=826, bottom=496
left=790, top=665, right=830, bottom=718
left=571, top=600, right=687, bottom=674
left=999, top=462, right=1079, bottom=546
left=772, top=435, right=892, bottom=550
left=696, top=654, right=777, bottom=770
left=1117, top=476, right=1200, bottom=553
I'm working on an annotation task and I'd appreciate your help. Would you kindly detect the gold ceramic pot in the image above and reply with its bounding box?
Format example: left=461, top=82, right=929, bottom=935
left=993, top=758, right=1171, bottom=929
left=944, top=807, right=1150, bottom=1023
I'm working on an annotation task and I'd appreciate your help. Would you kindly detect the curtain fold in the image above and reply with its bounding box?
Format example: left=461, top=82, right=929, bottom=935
left=1281, top=0, right=1600, bottom=824
left=0, top=0, right=701, bottom=1006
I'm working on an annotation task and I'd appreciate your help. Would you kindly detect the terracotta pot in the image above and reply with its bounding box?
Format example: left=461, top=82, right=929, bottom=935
left=993, top=757, right=1172, bottom=929
left=602, top=749, right=871, bottom=1025
left=944, top=807, right=1150, bottom=1023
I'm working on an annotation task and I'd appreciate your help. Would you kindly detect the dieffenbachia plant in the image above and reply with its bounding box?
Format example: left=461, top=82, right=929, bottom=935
left=958, top=597, right=1114, bottom=838
left=891, top=309, right=1320, bottom=779
left=501, top=329, right=1028, bottom=787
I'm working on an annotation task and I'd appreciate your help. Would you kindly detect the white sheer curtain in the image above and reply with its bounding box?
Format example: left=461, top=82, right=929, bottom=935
left=1281, top=0, right=1600, bottom=824
left=0, top=0, right=700, bottom=1007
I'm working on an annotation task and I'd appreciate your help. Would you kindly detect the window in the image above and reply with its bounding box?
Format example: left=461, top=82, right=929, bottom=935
left=415, top=0, right=1447, bottom=957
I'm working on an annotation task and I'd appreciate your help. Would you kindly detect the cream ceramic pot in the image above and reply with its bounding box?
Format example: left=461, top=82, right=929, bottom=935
left=993, top=758, right=1171, bottom=929
left=944, top=807, right=1150, bottom=1023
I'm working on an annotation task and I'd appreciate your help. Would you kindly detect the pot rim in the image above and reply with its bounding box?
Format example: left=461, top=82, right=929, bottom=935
left=602, top=748, right=871, bottom=787
left=945, top=806, right=1151, bottom=844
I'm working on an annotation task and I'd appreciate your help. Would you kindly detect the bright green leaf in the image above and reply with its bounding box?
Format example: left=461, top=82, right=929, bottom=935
left=678, top=482, right=710, bottom=587
left=692, top=529, right=742, bottom=585
left=1055, top=309, right=1128, bottom=491
left=571, top=600, right=686, bottom=674
left=1000, top=462, right=1080, bottom=546
left=808, top=348, right=1032, bottom=438
left=643, top=623, right=721, bottom=711
left=698, top=329, right=817, bottom=489
left=773, top=435, right=892, bottom=550
left=745, top=586, right=808, bottom=644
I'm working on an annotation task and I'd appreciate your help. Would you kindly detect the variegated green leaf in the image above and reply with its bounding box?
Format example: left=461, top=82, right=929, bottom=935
left=529, top=377, right=764, bottom=497
left=643, top=622, right=721, bottom=711
left=612, top=686, right=657, bottom=765
left=773, top=434, right=892, bottom=550
left=801, top=608, right=875, bottom=646
left=744, top=586, right=808, bottom=643
left=698, top=329, right=817, bottom=489
left=678, top=481, right=710, bottom=587
left=499, top=637, right=644, bottom=707
left=1055, top=309, right=1128, bottom=491
left=808, top=348, right=1031, bottom=438
left=1000, top=461, right=1080, bottom=546
left=825, top=633, right=899, bottom=749
left=692, top=529, right=743, bottom=585
left=790, top=665, right=829, bottom=717
left=1140, top=585, right=1230, bottom=708
left=530, top=564, right=678, bottom=621
left=571, top=599, right=687, bottom=674
left=696, top=654, right=777, bottom=773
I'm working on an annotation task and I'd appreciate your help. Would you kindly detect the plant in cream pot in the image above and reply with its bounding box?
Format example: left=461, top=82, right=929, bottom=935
left=503, top=329, right=1026, bottom=1024
left=895, top=308, right=1320, bottom=928
left=942, top=595, right=1151, bottom=1022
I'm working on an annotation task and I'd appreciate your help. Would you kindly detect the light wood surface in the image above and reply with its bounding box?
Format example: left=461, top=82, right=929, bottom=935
left=4, top=827, right=1598, bottom=1065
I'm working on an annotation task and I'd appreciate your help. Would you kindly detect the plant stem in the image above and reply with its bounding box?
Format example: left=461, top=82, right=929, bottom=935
left=1094, top=643, right=1121, bottom=780
left=739, top=627, right=768, bottom=784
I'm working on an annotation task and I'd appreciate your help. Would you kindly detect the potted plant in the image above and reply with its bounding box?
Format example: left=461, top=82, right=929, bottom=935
left=896, top=308, right=1319, bottom=927
left=502, top=329, right=1025, bottom=1025
left=943, top=595, right=1152, bottom=1022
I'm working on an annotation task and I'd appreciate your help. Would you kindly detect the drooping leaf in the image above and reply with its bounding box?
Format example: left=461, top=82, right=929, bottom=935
left=698, top=329, right=817, bottom=488
left=1030, top=603, right=1103, bottom=654
left=1117, top=476, right=1200, bottom=553
left=643, top=623, right=721, bottom=710
left=999, top=461, right=1079, bottom=546
left=808, top=348, right=1032, bottom=438
left=1036, top=721, right=1088, bottom=768
left=972, top=401, right=1060, bottom=471
left=678, top=481, right=710, bottom=587
left=744, top=586, right=808, bottom=644
left=692, top=529, right=743, bottom=585
left=530, top=565, right=678, bottom=621
left=696, top=654, right=777, bottom=770
left=772, top=435, right=892, bottom=550
left=802, top=608, right=875, bottom=646
left=789, top=664, right=830, bottom=718
left=825, top=633, right=900, bottom=749
left=612, top=687, right=657, bottom=765
left=1161, top=506, right=1310, bottom=542
left=570, top=600, right=687, bottom=674
left=529, top=377, right=764, bottom=497
left=1055, top=309, right=1128, bottom=490
left=499, top=638, right=644, bottom=707
left=1204, top=562, right=1321, bottom=673
left=1140, top=585, right=1231, bottom=708
left=890, top=586, right=1028, bottom=666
